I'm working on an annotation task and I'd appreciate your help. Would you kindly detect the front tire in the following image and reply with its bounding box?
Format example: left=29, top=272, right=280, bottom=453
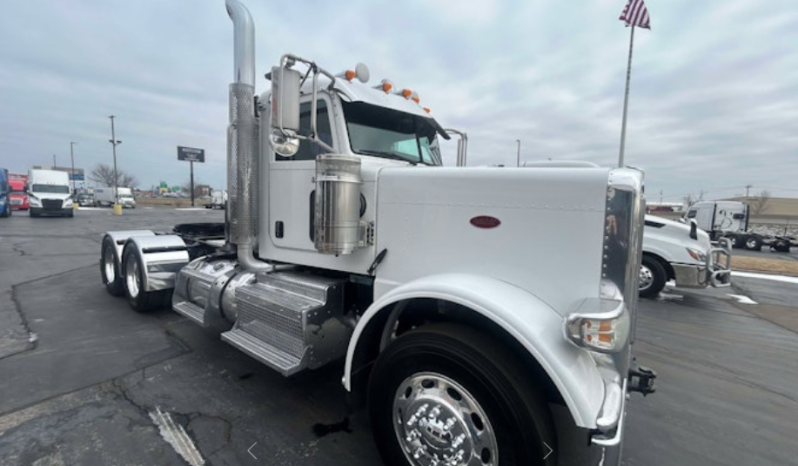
left=639, top=255, right=666, bottom=298
left=368, top=324, right=556, bottom=466
left=101, top=236, right=124, bottom=296
left=122, top=245, right=170, bottom=313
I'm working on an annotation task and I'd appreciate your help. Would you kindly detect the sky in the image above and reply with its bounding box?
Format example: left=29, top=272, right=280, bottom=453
left=1, top=0, right=796, bottom=203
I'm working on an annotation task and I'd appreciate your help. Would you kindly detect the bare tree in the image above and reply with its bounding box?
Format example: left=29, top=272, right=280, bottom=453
left=683, top=190, right=706, bottom=208
left=89, top=163, right=139, bottom=188
left=748, top=190, right=771, bottom=215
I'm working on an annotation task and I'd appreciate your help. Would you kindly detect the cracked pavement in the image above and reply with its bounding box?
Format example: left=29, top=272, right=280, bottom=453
left=2, top=208, right=798, bottom=466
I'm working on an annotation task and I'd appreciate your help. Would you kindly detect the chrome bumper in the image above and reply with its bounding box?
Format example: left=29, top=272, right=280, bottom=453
left=672, top=238, right=732, bottom=289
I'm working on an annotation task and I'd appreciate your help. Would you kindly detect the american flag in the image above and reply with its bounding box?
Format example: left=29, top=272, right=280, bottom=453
left=619, top=0, right=651, bottom=29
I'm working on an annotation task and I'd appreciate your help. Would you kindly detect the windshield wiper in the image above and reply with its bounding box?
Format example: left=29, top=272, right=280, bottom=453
left=355, top=149, right=427, bottom=165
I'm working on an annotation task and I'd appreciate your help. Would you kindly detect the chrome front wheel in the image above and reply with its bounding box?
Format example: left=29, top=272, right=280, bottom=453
left=394, top=372, right=498, bottom=466
left=369, top=324, right=555, bottom=466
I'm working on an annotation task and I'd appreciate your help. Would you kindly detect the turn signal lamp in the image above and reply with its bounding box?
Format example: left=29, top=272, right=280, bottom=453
left=564, top=301, right=629, bottom=353
left=373, top=79, right=393, bottom=93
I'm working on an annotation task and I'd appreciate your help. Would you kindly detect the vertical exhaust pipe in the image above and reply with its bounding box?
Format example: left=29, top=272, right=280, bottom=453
left=226, top=0, right=270, bottom=271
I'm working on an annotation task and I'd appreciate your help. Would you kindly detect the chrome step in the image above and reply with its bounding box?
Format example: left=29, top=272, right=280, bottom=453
left=229, top=271, right=351, bottom=376
left=173, top=301, right=207, bottom=326
left=221, top=327, right=304, bottom=375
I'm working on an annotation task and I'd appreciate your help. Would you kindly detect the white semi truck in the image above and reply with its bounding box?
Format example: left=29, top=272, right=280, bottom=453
left=98, top=2, right=655, bottom=464
left=94, top=186, right=136, bottom=208
left=27, top=169, right=74, bottom=218
left=640, top=215, right=731, bottom=298
left=684, top=200, right=796, bottom=252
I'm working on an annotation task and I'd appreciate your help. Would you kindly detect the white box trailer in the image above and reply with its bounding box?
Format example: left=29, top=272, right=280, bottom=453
left=94, top=186, right=136, bottom=208
left=96, top=2, right=657, bottom=464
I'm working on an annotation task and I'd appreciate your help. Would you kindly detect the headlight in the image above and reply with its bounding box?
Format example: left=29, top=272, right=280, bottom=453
left=63, top=198, right=73, bottom=207
left=686, top=247, right=707, bottom=262
left=28, top=197, right=41, bottom=207
left=0, top=198, right=5, bottom=206
left=565, top=299, right=630, bottom=353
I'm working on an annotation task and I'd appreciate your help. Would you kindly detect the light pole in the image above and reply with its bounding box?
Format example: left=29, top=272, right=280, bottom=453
left=515, top=139, right=521, bottom=167
left=53, top=154, right=57, bottom=169
left=109, top=116, right=122, bottom=206
left=70, top=142, right=77, bottom=193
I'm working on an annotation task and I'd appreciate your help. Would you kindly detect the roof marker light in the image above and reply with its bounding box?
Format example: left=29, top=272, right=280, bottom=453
left=336, top=63, right=371, bottom=83
left=423, top=107, right=431, bottom=114
left=399, top=88, right=413, bottom=99
left=410, top=91, right=420, bottom=103
left=373, top=79, right=393, bottom=93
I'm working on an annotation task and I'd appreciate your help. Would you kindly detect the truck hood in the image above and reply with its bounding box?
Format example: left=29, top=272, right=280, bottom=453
left=644, top=215, right=711, bottom=263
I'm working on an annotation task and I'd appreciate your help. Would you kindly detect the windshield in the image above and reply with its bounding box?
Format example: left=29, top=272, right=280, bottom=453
left=9, top=181, right=25, bottom=193
left=342, top=102, right=442, bottom=166
left=31, top=184, right=70, bottom=194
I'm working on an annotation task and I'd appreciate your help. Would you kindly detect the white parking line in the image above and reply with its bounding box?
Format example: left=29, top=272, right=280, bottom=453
left=149, top=407, right=205, bottom=466
left=727, top=294, right=758, bottom=305
left=732, top=271, right=798, bottom=284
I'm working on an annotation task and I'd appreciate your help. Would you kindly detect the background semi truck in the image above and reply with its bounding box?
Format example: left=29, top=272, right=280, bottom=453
left=0, top=168, right=10, bottom=218
left=640, top=215, right=731, bottom=298
left=97, top=2, right=655, bottom=465
left=684, top=200, right=796, bottom=252
left=94, top=186, right=136, bottom=208
left=8, top=178, right=29, bottom=211
left=27, top=169, right=74, bottom=218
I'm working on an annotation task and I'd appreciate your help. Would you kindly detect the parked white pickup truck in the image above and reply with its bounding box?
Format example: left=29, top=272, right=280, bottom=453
left=640, top=215, right=732, bottom=298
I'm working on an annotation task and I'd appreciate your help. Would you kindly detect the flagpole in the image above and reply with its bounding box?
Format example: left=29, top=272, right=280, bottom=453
left=618, top=25, right=635, bottom=167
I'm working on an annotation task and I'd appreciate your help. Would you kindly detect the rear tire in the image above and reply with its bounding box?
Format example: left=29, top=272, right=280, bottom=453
left=368, top=324, right=556, bottom=466
left=639, top=255, right=666, bottom=298
left=122, top=245, right=170, bottom=313
left=101, top=236, right=124, bottom=296
left=745, top=236, right=762, bottom=251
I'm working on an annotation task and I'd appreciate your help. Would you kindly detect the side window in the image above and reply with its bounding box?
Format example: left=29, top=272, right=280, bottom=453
left=686, top=210, right=697, bottom=219
left=276, top=99, right=333, bottom=161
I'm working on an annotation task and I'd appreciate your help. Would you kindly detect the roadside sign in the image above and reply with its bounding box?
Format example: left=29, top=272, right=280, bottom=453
left=177, top=146, right=205, bottom=163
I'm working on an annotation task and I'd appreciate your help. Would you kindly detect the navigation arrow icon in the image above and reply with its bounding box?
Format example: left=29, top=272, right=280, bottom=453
left=248, top=442, right=258, bottom=459
left=543, top=442, right=553, bottom=460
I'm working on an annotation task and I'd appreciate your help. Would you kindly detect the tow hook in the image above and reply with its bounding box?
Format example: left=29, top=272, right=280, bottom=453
left=628, top=362, right=657, bottom=396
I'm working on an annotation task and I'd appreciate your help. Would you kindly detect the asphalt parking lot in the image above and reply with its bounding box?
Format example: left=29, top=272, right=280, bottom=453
left=1, top=207, right=797, bottom=466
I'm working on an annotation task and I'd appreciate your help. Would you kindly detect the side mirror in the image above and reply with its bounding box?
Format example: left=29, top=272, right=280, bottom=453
left=689, top=219, right=698, bottom=240
left=269, top=65, right=301, bottom=157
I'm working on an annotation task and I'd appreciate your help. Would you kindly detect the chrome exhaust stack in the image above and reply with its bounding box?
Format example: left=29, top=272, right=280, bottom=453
left=225, top=0, right=270, bottom=271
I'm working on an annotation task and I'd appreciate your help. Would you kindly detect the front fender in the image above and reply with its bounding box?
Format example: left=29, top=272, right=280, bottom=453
left=343, top=273, right=605, bottom=428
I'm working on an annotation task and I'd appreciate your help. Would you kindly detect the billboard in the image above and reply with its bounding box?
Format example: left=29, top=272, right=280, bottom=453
left=177, top=146, right=205, bottom=163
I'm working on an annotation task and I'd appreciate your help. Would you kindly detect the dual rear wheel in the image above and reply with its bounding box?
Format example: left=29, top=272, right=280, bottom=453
left=100, top=237, right=170, bottom=312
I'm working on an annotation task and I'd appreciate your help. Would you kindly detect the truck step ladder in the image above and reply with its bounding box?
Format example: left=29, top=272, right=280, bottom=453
left=221, top=272, right=348, bottom=376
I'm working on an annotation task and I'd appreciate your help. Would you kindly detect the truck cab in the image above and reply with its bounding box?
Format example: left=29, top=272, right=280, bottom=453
left=0, top=168, right=10, bottom=218
left=27, top=169, right=74, bottom=218
left=641, top=215, right=731, bottom=297
left=8, top=179, right=29, bottom=211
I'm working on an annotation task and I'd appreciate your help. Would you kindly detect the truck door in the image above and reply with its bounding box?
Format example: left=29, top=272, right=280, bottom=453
left=268, top=97, right=337, bottom=252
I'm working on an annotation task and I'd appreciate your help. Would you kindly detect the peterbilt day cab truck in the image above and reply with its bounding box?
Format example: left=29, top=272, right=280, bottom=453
left=98, top=2, right=655, bottom=465
left=27, top=169, right=74, bottom=217
left=684, top=200, right=795, bottom=252
left=640, top=215, right=731, bottom=298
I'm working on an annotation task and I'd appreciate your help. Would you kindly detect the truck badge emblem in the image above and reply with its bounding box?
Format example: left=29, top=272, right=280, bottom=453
left=470, top=216, right=501, bottom=229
